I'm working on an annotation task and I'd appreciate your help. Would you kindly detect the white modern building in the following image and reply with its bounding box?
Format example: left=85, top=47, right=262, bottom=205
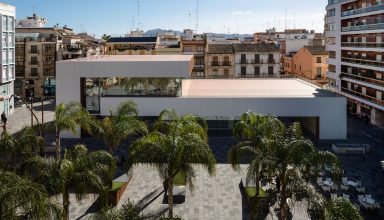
left=0, top=3, right=15, bottom=116
left=326, top=0, right=384, bottom=125
left=56, top=55, right=347, bottom=140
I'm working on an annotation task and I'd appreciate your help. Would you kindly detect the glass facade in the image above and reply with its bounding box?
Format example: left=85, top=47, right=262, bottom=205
left=82, top=77, right=182, bottom=113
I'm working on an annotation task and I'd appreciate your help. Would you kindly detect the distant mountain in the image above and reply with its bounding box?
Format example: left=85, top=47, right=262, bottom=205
left=144, top=28, right=252, bottom=40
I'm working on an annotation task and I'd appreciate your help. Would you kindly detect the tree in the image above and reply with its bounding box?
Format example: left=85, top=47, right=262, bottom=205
left=0, top=170, right=61, bottom=219
left=129, top=110, right=216, bottom=218
left=54, top=102, right=91, bottom=159
left=0, top=127, right=44, bottom=171
left=325, top=197, right=363, bottom=220
left=266, top=122, right=340, bottom=220
left=101, top=34, right=111, bottom=42
left=92, top=200, right=142, bottom=220
left=228, top=112, right=281, bottom=197
left=92, top=101, right=147, bottom=154
left=22, top=145, right=116, bottom=220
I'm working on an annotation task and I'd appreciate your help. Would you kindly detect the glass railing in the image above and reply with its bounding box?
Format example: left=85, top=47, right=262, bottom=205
left=341, top=57, right=384, bottom=67
left=341, top=87, right=384, bottom=105
left=341, top=72, right=384, bottom=87
left=342, top=4, right=384, bottom=17
left=342, top=23, right=384, bottom=32
left=341, top=42, right=384, bottom=48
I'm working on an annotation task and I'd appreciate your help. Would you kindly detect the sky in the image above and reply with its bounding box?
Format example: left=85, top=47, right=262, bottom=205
left=2, top=0, right=328, bottom=37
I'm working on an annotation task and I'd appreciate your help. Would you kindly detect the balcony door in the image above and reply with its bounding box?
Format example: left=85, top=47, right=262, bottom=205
left=241, top=66, right=246, bottom=76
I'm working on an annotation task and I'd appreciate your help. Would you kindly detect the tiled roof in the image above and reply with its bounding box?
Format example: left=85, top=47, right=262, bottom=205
left=107, top=37, right=158, bottom=43
left=233, top=43, right=279, bottom=53
left=207, top=44, right=234, bottom=54
left=304, top=46, right=328, bottom=55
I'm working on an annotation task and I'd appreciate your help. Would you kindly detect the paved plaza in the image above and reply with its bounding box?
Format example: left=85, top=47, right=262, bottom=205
left=4, top=103, right=384, bottom=219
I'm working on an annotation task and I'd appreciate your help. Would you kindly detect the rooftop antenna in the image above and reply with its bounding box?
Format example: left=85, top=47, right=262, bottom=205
left=131, top=16, right=135, bottom=32
left=236, top=14, right=239, bottom=37
left=32, top=4, right=37, bottom=14
left=285, top=8, right=287, bottom=31
left=188, top=13, right=192, bottom=29
left=136, top=1, right=141, bottom=31
left=293, top=12, right=296, bottom=29
left=195, top=0, right=200, bottom=33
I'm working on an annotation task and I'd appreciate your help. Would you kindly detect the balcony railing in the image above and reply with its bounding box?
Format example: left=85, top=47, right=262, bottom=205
left=29, top=50, right=40, bottom=55
left=341, top=23, right=384, bottom=32
left=341, top=72, right=384, bottom=87
left=268, top=59, right=276, bottom=64
left=342, top=3, right=384, bottom=17
left=341, top=87, right=384, bottom=106
left=29, top=61, right=39, bottom=66
left=341, top=42, right=384, bottom=48
left=240, top=59, right=248, bottom=64
left=341, top=57, right=384, bottom=67
left=250, top=59, right=263, bottom=64
left=211, top=62, right=232, bottom=66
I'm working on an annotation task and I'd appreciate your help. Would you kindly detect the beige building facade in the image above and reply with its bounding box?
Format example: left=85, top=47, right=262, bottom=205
left=205, top=44, right=235, bottom=78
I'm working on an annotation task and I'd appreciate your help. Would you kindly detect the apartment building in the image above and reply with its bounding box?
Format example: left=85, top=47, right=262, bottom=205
left=104, top=37, right=158, bottom=55
left=0, top=3, right=15, bottom=116
left=233, top=43, right=280, bottom=78
left=205, top=44, right=235, bottom=78
left=181, top=31, right=206, bottom=78
left=283, top=46, right=328, bottom=84
left=326, top=0, right=384, bottom=125
left=15, top=26, right=90, bottom=98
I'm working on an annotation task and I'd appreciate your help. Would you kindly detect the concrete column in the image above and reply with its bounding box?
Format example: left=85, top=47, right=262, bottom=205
left=371, top=108, right=384, bottom=126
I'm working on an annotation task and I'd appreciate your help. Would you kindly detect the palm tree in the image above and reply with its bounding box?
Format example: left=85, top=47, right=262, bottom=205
left=228, top=112, right=281, bottom=197
left=22, top=145, right=116, bottom=220
left=0, top=170, right=61, bottom=219
left=54, top=102, right=91, bottom=159
left=0, top=127, right=44, bottom=171
left=325, top=197, right=363, bottom=220
left=129, top=110, right=216, bottom=218
left=92, top=101, right=147, bottom=154
left=266, top=122, right=340, bottom=220
left=92, top=200, right=142, bottom=220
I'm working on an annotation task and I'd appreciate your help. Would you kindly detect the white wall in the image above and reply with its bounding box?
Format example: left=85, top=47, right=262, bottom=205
left=100, top=96, right=347, bottom=140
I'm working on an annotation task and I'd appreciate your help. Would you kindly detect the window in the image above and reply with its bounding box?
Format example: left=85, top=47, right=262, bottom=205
left=254, top=54, right=260, bottom=63
left=224, top=68, right=229, bottom=77
left=327, top=9, right=336, bottom=17
left=316, top=67, right=322, bottom=78
left=8, top=49, right=13, bottom=63
left=327, top=23, right=336, bottom=31
left=329, top=51, right=336, bottom=58
left=8, top=33, right=13, bottom=47
left=8, top=17, right=14, bottom=31
left=328, top=64, right=336, bottom=72
left=254, top=66, right=260, bottom=75
left=30, top=56, right=38, bottom=65
left=2, top=16, right=7, bottom=30
left=2, top=33, right=6, bottom=47
left=8, top=65, right=14, bottom=80
left=31, top=68, right=38, bottom=76
left=30, top=45, right=38, bottom=54
left=2, top=49, right=7, bottom=63
left=241, top=66, right=247, bottom=76
left=316, top=57, right=322, bottom=63
left=268, top=66, right=274, bottom=75
left=2, top=66, right=7, bottom=80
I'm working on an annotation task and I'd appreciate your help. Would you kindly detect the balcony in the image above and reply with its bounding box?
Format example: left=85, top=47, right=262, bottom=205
left=341, top=23, right=384, bottom=32
left=341, top=42, right=384, bottom=48
left=341, top=57, right=384, bottom=67
left=211, top=62, right=232, bottom=66
left=341, top=72, right=384, bottom=87
left=222, top=62, right=231, bottom=66
left=342, top=3, right=384, bottom=17
left=250, top=59, right=263, bottom=64
left=211, top=62, right=220, bottom=66
left=341, top=87, right=384, bottom=106
left=29, top=61, right=39, bottom=66
left=240, top=59, right=248, bottom=64
left=268, top=59, right=276, bottom=64
left=29, top=50, right=40, bottom=55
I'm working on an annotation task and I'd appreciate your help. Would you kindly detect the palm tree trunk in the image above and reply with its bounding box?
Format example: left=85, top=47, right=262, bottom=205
left=255, top=170, right=260, bottom=196
left=167, top=178, right=174, bottom=219
left=56, top=130, right=61, bottom=159
left=63, top=188, right=70, bottom=220
left=108, top=144, right=113, bottom=155
left=279, top=173, right=288, bottom=220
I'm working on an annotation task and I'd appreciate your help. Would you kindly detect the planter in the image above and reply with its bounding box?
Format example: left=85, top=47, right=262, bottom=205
left=108, top=171, right=132, bottom=206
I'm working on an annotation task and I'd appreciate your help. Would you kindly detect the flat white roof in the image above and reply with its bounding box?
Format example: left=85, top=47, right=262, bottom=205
left=60, top=55, right=194, bottom=62
left=182, top=79, right=336, bottom=98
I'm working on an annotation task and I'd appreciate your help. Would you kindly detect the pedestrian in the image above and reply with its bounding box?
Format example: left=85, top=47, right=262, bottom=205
left=1, top=112, right=7, bottom=132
